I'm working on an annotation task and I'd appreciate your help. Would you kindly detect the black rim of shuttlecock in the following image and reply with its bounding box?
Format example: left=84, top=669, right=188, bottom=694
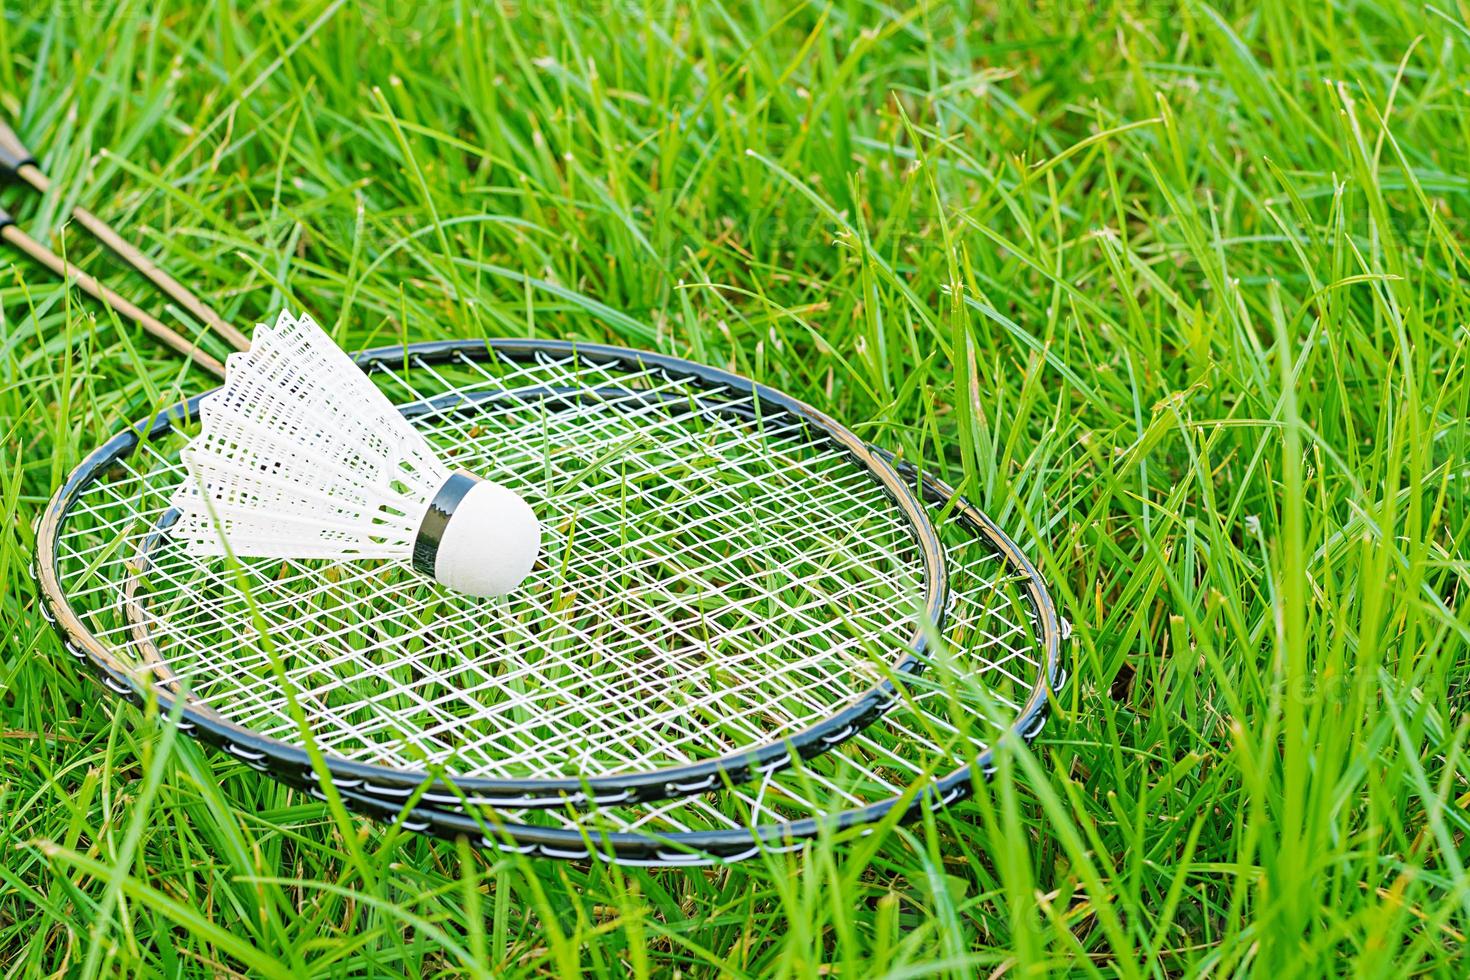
left=36, top=338, right=962, bottom=808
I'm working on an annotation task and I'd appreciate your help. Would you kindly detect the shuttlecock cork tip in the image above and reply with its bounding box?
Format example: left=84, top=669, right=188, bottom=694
left=412, top=473, right=541, bottom=598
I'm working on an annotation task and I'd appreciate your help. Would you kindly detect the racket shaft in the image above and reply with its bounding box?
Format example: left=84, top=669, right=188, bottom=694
left=2, top=223, right=226, bottom=376
left=16, top=164, right=251, bottom=352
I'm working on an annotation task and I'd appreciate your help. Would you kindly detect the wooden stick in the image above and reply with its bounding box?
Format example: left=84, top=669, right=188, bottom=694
left=15, top=165, right=252, bottom=352
left=0, top=119, right=250, bottom=353
left=2, top=221, right=226, bottom=377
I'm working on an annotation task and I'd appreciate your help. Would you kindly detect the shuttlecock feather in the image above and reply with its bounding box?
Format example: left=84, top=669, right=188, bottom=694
left=169, top=310, right=540, bottom=597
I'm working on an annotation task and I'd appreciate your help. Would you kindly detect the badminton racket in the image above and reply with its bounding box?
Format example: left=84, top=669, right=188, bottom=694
left=38, top=335, right=951, bottom=806
left=313, top=459, right=1068, bottom=865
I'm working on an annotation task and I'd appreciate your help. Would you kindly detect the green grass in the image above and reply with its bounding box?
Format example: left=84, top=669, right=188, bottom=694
left=2, top=0, right=1469, bottom=974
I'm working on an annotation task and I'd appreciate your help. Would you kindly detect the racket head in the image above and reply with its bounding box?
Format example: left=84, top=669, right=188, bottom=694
left=35, top=339, right=948, bottom=806
left=286, top=470, right=1067, bottom=865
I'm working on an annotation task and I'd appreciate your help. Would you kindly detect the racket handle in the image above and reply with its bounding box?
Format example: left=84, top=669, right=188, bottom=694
left=0, top=120, right=36, bottom=174
left=0, top=214, right=226, bottom=377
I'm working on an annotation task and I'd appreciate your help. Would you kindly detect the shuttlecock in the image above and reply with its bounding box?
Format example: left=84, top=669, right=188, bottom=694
left=168, top=310, right=541, bottom=598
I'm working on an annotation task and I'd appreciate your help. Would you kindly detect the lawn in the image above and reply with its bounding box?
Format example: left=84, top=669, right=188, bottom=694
left=2, top=0, right=1469, bottom=975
